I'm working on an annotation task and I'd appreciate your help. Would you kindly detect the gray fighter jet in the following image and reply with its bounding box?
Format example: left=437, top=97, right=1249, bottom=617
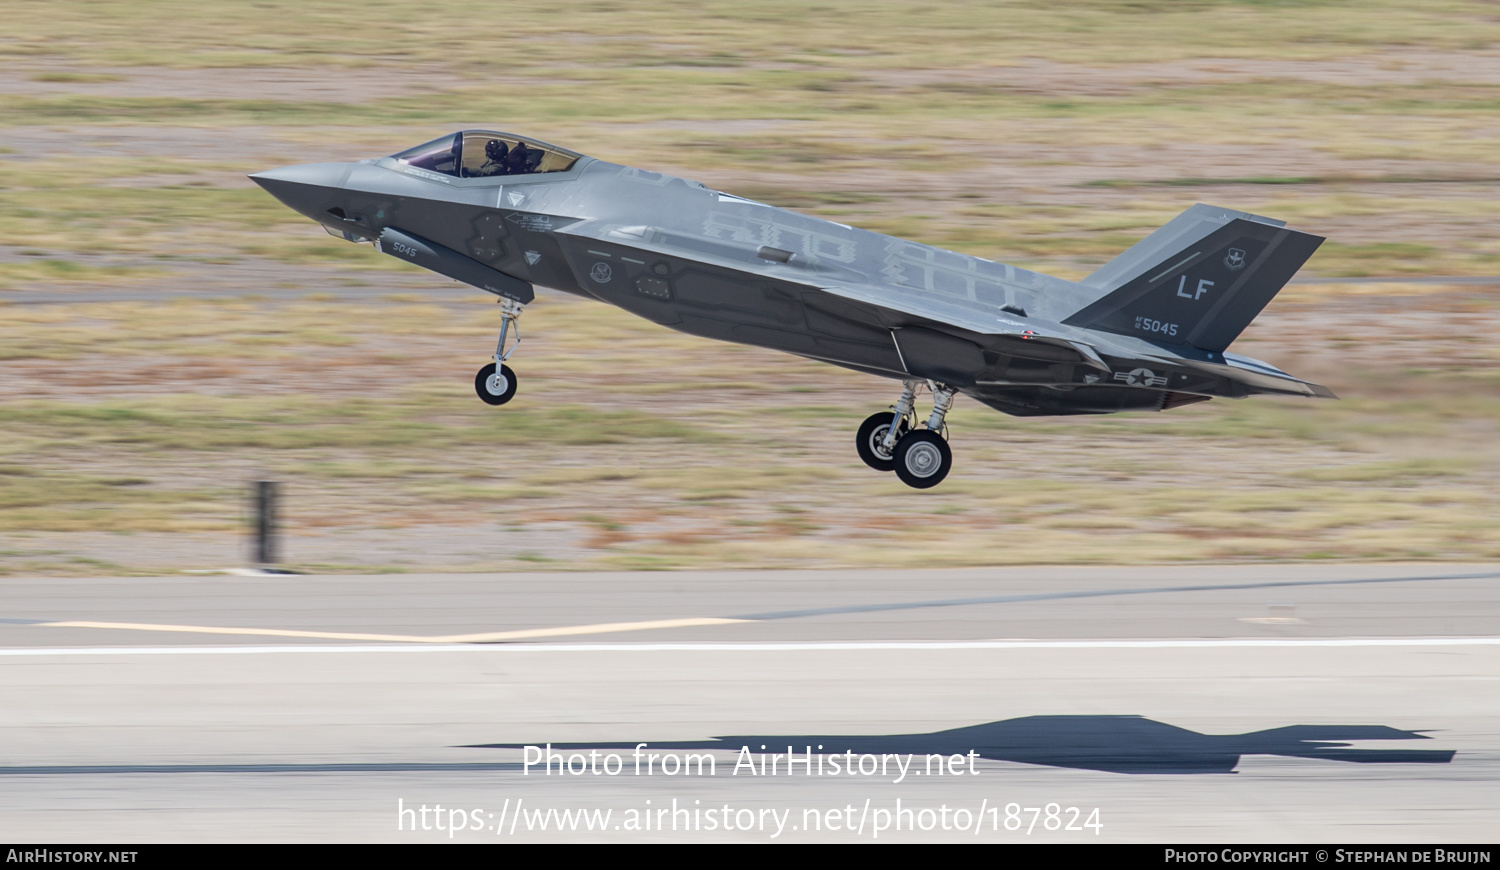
left=252, top=130, right=1333, bottom=488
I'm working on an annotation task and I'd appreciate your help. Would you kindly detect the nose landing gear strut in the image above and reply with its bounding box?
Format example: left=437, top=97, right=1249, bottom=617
left=475, top=298, right=523, bottom=406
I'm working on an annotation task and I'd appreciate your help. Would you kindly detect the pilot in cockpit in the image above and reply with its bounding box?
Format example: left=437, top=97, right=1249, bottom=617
left=394, top=131, right=581, bottom=179
left=476, top=139, right=509, bottom=177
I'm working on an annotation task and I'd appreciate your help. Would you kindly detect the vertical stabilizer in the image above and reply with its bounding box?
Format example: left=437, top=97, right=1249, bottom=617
left=1081, top=204, right=1286, bottom=292
left=1065, top=207, right=1322, bottom=353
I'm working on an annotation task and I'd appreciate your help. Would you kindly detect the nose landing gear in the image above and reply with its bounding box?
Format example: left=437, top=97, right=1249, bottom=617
left=475, top=361, right=517, bottom=406
left=475, top=298, right=523, bottom=406
left=855, top=380, right=957, bottom=489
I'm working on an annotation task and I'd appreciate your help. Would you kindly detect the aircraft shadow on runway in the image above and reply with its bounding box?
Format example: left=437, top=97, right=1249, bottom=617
left=470, top=715, right=1455, bottom=775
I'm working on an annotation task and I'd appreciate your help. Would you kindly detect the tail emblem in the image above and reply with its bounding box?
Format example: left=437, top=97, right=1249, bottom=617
left=1224, top=248, right=1247, bottom=271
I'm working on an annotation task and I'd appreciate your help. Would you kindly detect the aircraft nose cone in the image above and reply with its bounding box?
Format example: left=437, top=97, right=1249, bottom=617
left=249, top=162, right=352, bottom=220
left=248, top=161, right=349, bottom=189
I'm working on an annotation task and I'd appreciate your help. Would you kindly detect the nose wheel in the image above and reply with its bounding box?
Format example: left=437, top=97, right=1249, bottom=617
left=475, top=298, right=523, bottom=407
left=475, top=362, right=517, bottom=405
left=856, top=380, right=957, bottom=488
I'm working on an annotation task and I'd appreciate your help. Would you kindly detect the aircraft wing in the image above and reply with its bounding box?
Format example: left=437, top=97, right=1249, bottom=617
left=561, top=221, right=1329, bottom=398
left=816, top=281, right=1114, bottom=372
left=816, top=280, right=1027, bottom=336
left=824, top=281, right=1334, bottom=398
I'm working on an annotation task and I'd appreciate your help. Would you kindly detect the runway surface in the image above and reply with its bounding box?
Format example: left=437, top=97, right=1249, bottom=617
left=1, top=564, right=1496, bottom=842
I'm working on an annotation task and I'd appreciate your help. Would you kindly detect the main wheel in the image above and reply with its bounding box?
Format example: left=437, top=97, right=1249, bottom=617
left=474, top=362, right=517, bottom=406
left=893, top=429, right=952, bottom=489
left=855, top=412, right=909, bottom=472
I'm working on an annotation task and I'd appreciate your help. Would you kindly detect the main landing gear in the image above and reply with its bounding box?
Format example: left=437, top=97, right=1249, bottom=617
left=856, top=380, right=956, bottom=489
left=475, top=298, right=523, bottom=406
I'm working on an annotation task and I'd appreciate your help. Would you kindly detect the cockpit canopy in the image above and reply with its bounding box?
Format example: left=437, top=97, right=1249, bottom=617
left=391, top=131, right=582, bottom=179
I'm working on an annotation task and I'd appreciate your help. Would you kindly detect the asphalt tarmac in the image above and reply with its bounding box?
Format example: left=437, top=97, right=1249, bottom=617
left=1, top=564, right=1496, bottom=842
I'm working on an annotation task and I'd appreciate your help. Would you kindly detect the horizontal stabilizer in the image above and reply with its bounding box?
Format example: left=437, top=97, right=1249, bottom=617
left=1220, top=351, right=1338, bottom=399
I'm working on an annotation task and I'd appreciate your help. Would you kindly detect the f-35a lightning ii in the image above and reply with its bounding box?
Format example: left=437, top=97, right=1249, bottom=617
left=252, top=130, right=1333, bottom=489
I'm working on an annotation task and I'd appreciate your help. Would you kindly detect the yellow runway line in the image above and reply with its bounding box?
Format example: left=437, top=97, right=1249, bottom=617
left=38, top=617, right=748, bottom=644
left=41, top=621, right=437, bottom=643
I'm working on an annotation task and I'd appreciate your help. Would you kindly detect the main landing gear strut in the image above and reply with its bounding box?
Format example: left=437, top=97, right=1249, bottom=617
left=856, top=380, right=956, bottom=489
left=474, top=298, right=523, bottom=406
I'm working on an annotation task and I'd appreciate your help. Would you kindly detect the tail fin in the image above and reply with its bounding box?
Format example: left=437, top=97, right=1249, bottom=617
left=1064, top=204, right=1323, bottom=353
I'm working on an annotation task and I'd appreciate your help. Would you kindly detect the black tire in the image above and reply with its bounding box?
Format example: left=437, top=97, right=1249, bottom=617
left=893, top=429, right=952, bottom=489
left=856, top=412, right=908, bottom=472
left=474, top=362, right=518, bottom=406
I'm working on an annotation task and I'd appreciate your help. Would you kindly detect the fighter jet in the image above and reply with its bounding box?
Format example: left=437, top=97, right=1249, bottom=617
left=251, top=130, right=1333, bottom=488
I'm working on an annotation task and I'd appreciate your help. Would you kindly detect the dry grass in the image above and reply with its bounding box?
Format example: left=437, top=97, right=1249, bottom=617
left=1, top=292, right=1496, bottom=574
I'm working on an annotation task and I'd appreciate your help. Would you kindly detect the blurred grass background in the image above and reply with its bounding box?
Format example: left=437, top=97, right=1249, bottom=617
left=0, top=0, right=1497, bottom=573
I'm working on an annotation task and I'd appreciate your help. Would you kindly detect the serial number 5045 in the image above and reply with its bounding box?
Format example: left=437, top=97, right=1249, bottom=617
left=1134, top=315, right=1178, bottom=337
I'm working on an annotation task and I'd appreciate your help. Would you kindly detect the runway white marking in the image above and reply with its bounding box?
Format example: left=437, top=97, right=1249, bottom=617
left=34, top=617, right=745, bottom=644
left=2, top=637, right=1499, bottom=656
